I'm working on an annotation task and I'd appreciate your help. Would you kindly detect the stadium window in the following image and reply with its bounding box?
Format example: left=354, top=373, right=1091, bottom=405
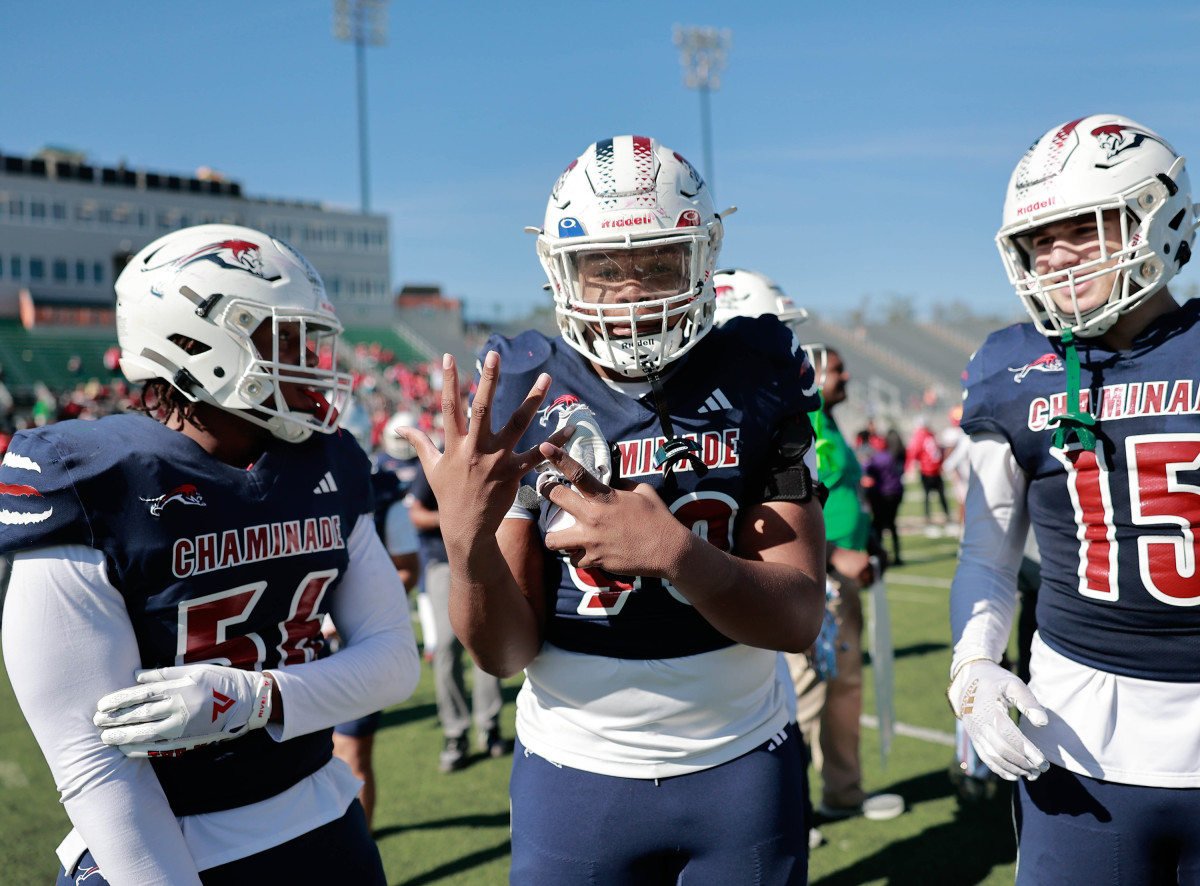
left=10, top=256, right=22, bottom=280
left=29, top=258, right=45, bottom=280
left=53, top=259, right=68, bottom=282
left=98, top=205, right=113, bottom=224
left=328, top=277, right=340, bottom=296
left=75, top=260, right=86, bottom=283
left=9, top=197, right=24, bottom=218
left=156, top=210, right=171, bottom=230
left=52, top=201, right=66, bottom=221
left=112, top=251, right=133, bottom=284
left=137, top=208, right=148, bottom=227
left=93, top=262, right=104, bottom=284
left=76, top=202, right=95, bottom=222
left=30, top=201, right=46, bottom=221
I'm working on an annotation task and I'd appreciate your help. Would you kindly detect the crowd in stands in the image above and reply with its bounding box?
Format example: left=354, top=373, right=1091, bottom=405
left=0, top=339, right=460, bottom=458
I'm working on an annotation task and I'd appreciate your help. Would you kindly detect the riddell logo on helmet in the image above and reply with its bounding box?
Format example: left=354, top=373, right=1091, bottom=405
left=600, top=215, right=654, bottom=229
left=1016, top=196, right=1057, bottom=217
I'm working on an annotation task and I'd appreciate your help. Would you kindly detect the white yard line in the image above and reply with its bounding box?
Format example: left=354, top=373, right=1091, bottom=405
left=860, top=714, right=955, bottom=747
left=886, top=573, right=953, bottom=589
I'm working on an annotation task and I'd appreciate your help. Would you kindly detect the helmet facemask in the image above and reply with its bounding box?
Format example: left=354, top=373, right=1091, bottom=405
left=232, top=304, right=353, bottom=443
left=546, top=236, right=715, bottom=377
left=998, top=169, right=1179, bottom=338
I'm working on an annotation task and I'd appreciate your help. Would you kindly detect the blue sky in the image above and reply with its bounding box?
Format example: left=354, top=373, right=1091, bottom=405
left=6, top=1, right=1200, bottom=323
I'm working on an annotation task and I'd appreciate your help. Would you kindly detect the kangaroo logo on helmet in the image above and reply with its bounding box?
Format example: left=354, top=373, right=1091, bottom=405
left=1090, top=124, right=1171, bottom=168
left=149, top=239, right=281, bottom=281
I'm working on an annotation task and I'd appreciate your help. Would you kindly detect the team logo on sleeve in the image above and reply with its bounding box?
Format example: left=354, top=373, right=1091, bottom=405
left=0, top=452, right=52, bottom=525
left=1009, top=353, right=1064, bottom=383
left=0, top=482, right=52, bottom=525
left=141, top=484, right=207, bottom=517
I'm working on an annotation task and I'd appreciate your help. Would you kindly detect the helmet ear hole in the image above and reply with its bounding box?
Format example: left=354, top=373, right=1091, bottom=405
left=168, top=334, right=211, bottom=356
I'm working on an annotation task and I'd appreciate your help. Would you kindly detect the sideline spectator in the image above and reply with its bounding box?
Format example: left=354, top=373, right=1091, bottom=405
left=863, top=429, right=906, bottom=567
left=791, top=345, right=905, bottom=822
left=906, top=416, right=951, bottom=535
left=939, top=406, right=970, bottom=531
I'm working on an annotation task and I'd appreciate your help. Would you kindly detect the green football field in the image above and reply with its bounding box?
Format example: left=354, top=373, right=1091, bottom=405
left=0, top=522, right=1021, bottom=885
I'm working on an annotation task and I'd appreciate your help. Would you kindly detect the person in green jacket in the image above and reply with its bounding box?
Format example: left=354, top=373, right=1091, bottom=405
left=788, top=345, right=903, bottom=823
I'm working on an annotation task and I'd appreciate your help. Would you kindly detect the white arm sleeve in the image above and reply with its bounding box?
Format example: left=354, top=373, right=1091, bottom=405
left=1, top=546, right=202, bottom=886
left=268, top=513, right=420, bottom=740
left=949, top=432, right=1031, bottom=679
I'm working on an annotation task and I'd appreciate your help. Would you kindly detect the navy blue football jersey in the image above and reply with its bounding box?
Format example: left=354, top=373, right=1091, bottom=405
left=0, top=414, right=374, bottom=815
left=482, top=316, right=819, bottom=660
left=962, top=301, right=1200, bottom=682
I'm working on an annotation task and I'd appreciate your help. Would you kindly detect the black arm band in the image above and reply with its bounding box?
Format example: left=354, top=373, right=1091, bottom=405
left=762, top=417, right=823, bottom=504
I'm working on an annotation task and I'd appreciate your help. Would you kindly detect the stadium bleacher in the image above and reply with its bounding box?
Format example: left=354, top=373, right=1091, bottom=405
left=0, top=318, right=122, bottom=391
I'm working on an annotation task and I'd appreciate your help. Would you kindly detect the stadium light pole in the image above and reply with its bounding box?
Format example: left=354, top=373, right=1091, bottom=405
left=333, top=0, right=388, bottom=214
left=672, top=25, right=731, bottom=196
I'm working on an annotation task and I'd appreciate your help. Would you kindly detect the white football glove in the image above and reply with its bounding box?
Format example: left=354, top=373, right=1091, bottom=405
left=948, top=659, right=1049, bottom=781
left=94, top=664, right=275, bottom=758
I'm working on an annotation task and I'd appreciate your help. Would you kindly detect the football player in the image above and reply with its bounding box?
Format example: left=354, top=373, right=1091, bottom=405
left=0, top=225, right=421, bottom=885
left=949, top=115, right=1200, bottom=884
left=399, top=136, right=828, bottom=884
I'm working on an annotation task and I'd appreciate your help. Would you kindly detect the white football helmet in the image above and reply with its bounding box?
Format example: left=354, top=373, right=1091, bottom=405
left=382, top=410, right=417, bottom=460
left=997, top=114, right=1199, bottom=338
left=534, top=135, right=725, bottom=378
left=712, top=268, right=808, bottom=328
left=115, top=224, right=353, bottom=443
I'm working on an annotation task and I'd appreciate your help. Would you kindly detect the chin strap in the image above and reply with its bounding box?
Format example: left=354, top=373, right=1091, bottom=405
left=1047, top=329, right=1097, bottom=451
left=644, top=365, right=708, bottom=492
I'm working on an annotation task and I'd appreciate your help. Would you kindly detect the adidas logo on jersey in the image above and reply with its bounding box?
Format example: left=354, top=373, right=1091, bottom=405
left=313, top=472, right=339, bottom=494
left=696, top=388, right=733, bottom=414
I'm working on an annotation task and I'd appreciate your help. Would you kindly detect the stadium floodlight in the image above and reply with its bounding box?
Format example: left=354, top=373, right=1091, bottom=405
left=333, top=0, right=389, bottom=214
left=672, top=25, right=732, bottom=197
